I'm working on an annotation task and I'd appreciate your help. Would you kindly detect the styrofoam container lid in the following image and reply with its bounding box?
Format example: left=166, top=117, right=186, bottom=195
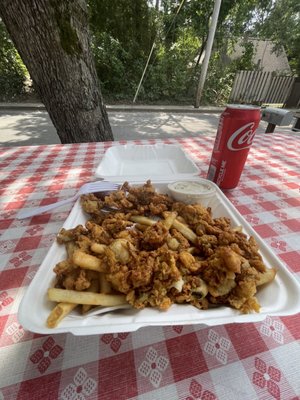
left=94, top=144, right=200, bottom=181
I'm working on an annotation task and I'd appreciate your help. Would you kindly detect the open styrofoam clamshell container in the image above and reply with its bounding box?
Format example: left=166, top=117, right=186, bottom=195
left=18, top=178, right=300, bottom=335
left=94, top=144, right=200, bottom=181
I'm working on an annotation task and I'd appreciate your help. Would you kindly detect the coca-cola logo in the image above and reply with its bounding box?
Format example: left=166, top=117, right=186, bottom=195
left=227, top=122, right=256, bottom=151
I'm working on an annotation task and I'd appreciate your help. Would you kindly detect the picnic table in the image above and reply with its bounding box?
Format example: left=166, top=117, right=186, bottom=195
left=0, top=133, right=299, bottom=399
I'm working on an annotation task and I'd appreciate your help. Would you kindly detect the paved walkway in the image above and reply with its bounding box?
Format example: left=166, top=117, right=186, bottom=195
left=0, top=102, right=223, bottom=113
left=0, top=103, right=297, bottom=147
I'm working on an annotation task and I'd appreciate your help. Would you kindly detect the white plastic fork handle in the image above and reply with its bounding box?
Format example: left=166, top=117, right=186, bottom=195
left=16, top=195, right=78, bottom=219
left=16, top=184, right=118, bottom=219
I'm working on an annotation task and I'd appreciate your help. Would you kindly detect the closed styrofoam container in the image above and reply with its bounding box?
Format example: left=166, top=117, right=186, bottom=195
left=94, top=144, right=200, bottom=181
left=18, top=179, right=300, bottom=335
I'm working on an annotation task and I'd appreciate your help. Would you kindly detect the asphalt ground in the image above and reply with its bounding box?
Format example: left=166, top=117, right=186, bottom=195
left=0, top=108, right=297, bottom=147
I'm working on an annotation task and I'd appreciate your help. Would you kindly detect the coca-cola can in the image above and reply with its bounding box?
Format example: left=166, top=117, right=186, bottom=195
left=207, top=104, right=261, bottom=189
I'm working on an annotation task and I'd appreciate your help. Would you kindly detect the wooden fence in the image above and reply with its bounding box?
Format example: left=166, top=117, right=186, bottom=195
left=229, top=71, right=295, bottom=105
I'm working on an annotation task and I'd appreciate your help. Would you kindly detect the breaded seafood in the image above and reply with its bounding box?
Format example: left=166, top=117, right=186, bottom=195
left=46, top=180, right=276, bottom=327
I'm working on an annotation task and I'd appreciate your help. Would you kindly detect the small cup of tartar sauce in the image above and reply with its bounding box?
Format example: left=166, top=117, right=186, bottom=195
left=167, top=179, right=216, bottom=207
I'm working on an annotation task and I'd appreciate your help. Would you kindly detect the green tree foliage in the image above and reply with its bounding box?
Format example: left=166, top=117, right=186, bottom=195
left=0, top=0, right=298, bottom=104
left=89, top=0, right=155, bottom=99
left=251, top=0, right=300, bottom=75
left=162, top=0, right=258, bottom=104
left=141, top=29, right=200, bottom=102
left=0, top=20, right=27, bottom=101
left=88, top=0, right=258, bottom=104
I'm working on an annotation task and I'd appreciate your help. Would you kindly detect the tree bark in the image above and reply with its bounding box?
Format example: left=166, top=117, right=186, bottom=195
left=0, top=0, right=114, bottom=143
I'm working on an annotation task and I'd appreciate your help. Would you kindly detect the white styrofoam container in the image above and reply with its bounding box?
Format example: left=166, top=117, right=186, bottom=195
left=18, top=179, right=300, bottom=335
left=94, top=144, right=200, bottom=181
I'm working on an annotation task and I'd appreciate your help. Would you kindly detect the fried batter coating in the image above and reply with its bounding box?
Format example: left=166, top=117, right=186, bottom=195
left=102, top=214, right=133, bottom=236
left=172, top=203, right=212, bottom=228
left=178, top=251, right=202, bottom=273
left=57, top=225, right=87, bottom=244
left=195, top=234, right=218, bottom=257
left=85, top=221, right=112, bottom=245
left=106, top=247, right=181, bottom=310
left=104, top=180, right=174, bottom=215
left=141, top=221, right=169, bottom=250
left=54, top=260, right=92, bottom=291
left=168, top=228, right=190, bottom=250
left=81, top=193, right=104, bottom=215
left=200, top=246, right=241, bottom=297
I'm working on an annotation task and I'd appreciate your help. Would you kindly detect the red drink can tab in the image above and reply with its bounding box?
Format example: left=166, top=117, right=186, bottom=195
left=207, top=104, right=261, bottom=189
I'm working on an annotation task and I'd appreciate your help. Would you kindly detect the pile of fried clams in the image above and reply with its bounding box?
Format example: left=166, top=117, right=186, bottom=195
left=54, top=181, right=276, bottom=314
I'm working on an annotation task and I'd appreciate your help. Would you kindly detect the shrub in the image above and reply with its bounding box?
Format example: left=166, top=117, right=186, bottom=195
left=0, top=21, right=27, bottom=101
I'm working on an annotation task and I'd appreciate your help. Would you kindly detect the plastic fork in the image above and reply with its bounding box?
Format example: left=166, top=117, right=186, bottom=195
left=16, top=181, right=119, bottom=219
left=77, top=304, right=132, bottom=318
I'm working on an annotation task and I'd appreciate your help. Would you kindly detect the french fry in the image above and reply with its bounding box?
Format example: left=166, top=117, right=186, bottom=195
left=46, top=302, right=77, bottom=328
left=130, top=215, right=157, bottom=226
left=48, top=288, right=127, bottom=306
left=73, top=250, right=106, bottom=272
left=176, top=216, right=188, bottom=225
left=99, top=272, right=112, bottom=294
left=162, top=211, right=177, bottom=230
left=82, top=278, right=99, bottom=314
left=172, top=219, right=197, bottom=243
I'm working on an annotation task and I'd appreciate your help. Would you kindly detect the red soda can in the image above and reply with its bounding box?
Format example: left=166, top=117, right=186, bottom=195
left=207, top=105, right=261, bottom=189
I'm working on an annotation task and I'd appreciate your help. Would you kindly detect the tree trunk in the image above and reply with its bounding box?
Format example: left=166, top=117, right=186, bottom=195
left=0, top=0, right=114, bottom=143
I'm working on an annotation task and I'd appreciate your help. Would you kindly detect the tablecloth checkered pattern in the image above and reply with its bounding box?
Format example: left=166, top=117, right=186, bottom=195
left=0, top=134, right=300, bottom=400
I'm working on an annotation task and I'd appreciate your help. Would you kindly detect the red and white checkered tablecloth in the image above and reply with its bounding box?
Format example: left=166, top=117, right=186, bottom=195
left=0, top=134, right=300, bottom=400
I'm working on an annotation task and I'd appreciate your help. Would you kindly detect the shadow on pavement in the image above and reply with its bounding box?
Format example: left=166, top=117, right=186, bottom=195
left=0, top=109, right=297, bottom=147
left=0, top=110, right=221, bottom=147
left=110, top=112, right=220, bottom=141
left=0, top=111, right=60, bottom=147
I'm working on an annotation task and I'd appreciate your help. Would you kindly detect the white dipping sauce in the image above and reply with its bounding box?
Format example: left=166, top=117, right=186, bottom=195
left=168, top=179, right=216, bottom=206
left=169, top=181, right=214, bottom=195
